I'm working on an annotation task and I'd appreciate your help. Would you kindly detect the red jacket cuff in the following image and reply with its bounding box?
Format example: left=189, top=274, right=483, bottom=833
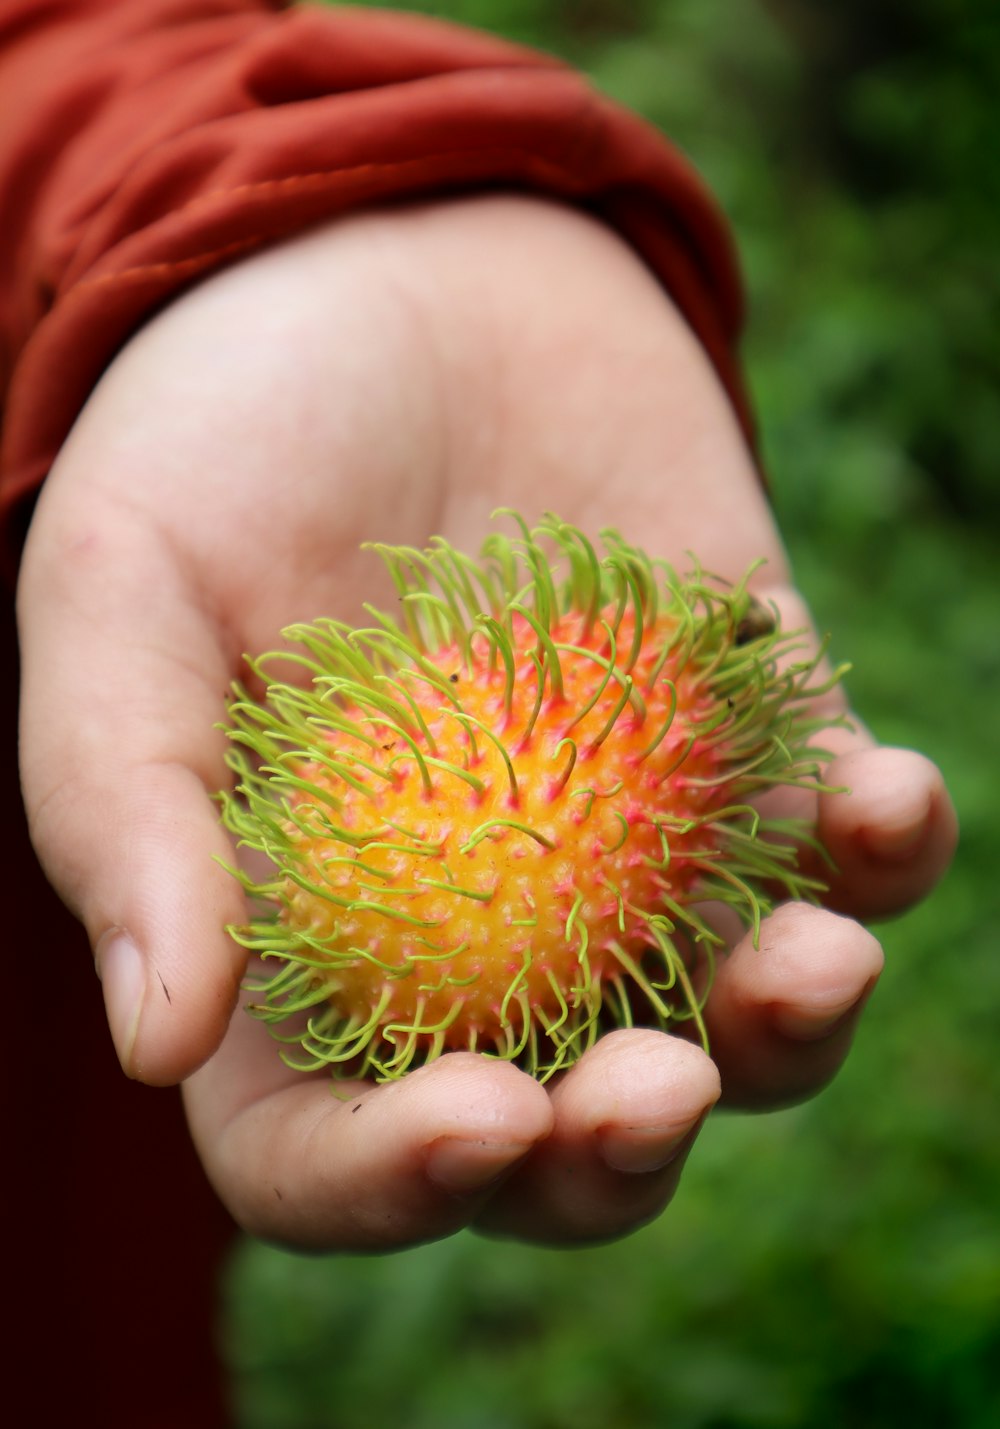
left=0, top=1, right=751, bottom=560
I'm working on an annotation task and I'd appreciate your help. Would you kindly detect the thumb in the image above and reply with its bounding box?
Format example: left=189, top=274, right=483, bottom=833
left=17, top=502, right=246, bottom=1085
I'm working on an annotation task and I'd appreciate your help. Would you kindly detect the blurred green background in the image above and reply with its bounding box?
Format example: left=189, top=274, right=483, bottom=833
left=223, top=3, right=1000, bottom=1424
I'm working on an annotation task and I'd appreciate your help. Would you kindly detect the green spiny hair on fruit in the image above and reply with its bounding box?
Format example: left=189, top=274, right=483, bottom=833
left=218, top=511, right=845, bottom=1083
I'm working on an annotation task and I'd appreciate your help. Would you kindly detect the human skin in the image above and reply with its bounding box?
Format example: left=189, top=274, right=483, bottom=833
left=16, top=195, right=957, bottom=1248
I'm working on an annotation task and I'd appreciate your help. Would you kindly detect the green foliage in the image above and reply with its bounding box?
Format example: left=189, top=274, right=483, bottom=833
left=226, top=3, right=1000, bottom=1425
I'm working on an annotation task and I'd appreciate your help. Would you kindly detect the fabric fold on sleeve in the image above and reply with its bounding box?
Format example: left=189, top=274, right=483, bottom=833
left=0, top=0, right=752, bottom=563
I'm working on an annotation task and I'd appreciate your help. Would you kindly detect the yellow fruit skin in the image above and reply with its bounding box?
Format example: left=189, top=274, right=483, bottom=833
left=283, top=609, right=721, bottom=1057
left=220, top=516, right=839, bottom=1081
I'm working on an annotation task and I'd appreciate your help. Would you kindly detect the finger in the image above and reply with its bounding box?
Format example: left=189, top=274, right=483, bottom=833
left=703, top=902, right=884, bottom=1110
left=183, top=1045, right=554, bottom=1251
left=476, top=1029, right=720, bottom=1245
left=18, top=504, right=245, bottom=1085
left=760, top=730, right=958, bottom=921
left=760, top=738, right=958, bottom=922
left=749, top=585, right=958, bottom=920
left=815, top=747, right=959, bottom=920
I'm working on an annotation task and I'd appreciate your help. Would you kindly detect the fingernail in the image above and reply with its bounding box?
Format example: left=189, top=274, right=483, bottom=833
left=860, top=813, right=929, bottom=863
left=770, top=998, right=858, bottom=1043
left=95, top=929, right=145, bottom=1076
left=425, top=1137, right=531, bottom=1196
left=598, top=1124, right=693, bottom=1175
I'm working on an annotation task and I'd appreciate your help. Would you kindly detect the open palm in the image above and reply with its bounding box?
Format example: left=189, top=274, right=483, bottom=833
left=17, top=196, right=956, bottom=1247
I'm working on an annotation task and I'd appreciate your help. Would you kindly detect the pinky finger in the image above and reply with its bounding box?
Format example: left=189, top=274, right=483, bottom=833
left=815, top=748, right=959, bottom=921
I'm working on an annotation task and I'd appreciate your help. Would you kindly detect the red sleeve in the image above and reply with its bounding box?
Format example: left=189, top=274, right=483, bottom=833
left=0, top=0, right=752, bottom=563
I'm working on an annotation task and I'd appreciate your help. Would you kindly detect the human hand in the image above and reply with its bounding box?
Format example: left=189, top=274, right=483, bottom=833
left=16, top=196, right=957, bottom=1247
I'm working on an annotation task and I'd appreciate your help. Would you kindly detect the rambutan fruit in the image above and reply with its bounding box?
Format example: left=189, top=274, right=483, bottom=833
left=219, top=513, right=843, bottom=1082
